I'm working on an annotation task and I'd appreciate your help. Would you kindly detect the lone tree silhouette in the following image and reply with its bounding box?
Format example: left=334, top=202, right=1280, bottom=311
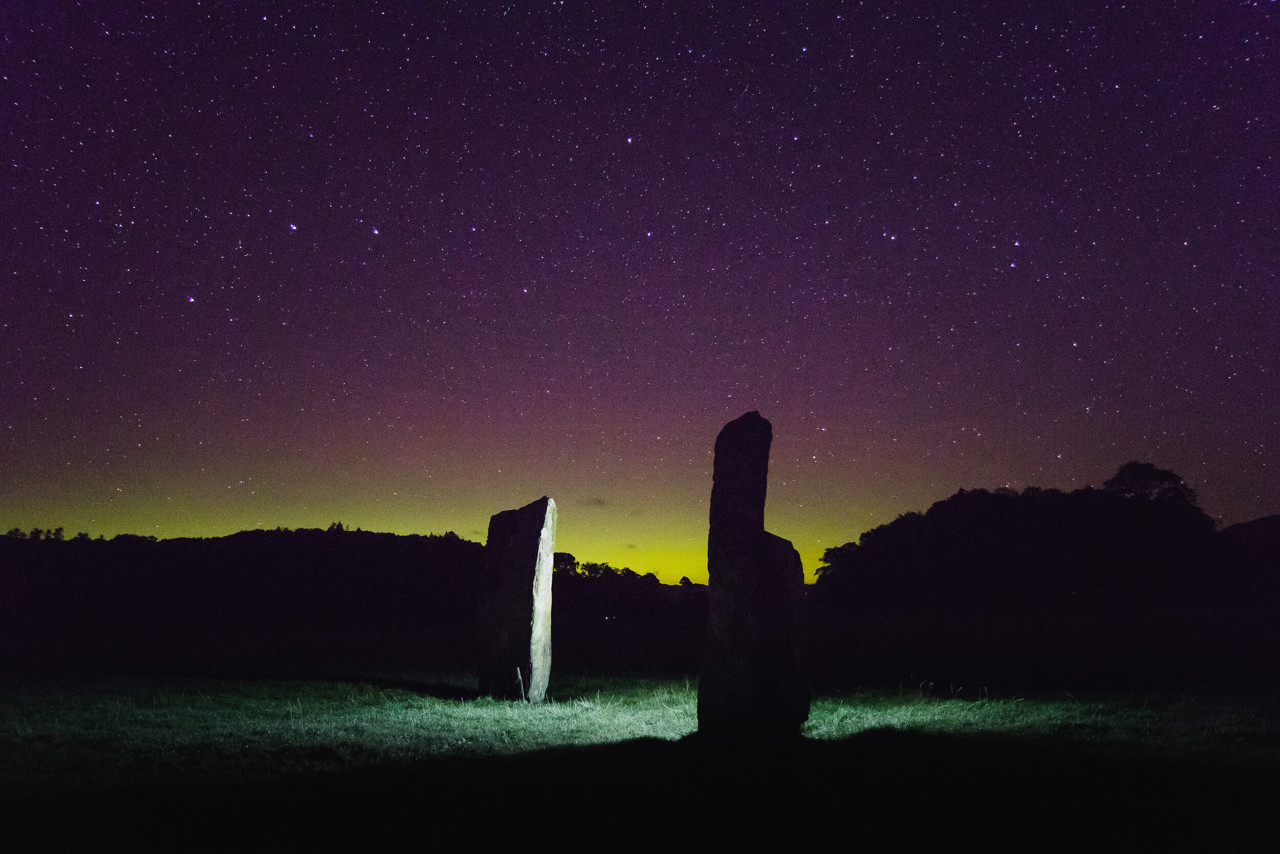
left=1104, top=462, right=1199, bottom=507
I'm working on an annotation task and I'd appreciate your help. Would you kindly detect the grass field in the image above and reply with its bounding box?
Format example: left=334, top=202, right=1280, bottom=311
left=0, top=675, right=701, bottom=796
left=4, top=674, right=1279, bottom=848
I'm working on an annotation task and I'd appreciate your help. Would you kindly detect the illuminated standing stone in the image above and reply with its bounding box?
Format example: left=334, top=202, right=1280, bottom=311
left=477, top=496, right=556, bottom=702
left=699, top=412, right=809, bottom=739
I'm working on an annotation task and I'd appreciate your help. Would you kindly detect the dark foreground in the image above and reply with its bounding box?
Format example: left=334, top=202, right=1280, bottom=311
left=7, top=728, right=1278, bottom=850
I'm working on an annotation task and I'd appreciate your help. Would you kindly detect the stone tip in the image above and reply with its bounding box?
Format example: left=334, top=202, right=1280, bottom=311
left=716, top=411, right=773, bottom=448
left=720, top=410, right=770, bottom=430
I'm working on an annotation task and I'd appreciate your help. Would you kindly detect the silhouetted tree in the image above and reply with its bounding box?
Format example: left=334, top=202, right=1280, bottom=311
left=578, top=561, right=617, bottom=579
left=110, top=533, right=157, bottom=543
left=807, top=469, right=1248, bottom=687
left=816, top=542, right=858, bottom=581
left=815, top=476, right=1216, bottom=611
left=1104, top=462, right=1199, bottom=507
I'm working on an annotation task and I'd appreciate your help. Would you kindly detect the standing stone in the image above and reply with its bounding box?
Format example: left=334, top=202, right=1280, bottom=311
left=699, top=412, right=809, bottom=739
left=477, top=496, right=556, bottom=702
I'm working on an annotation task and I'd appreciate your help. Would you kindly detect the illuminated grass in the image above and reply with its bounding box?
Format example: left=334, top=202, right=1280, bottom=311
left=0, top=676, right=698, bottom=797
left=805, top=688, right=1279, bottom=766
left=2, top=677, right=1275, bottom=800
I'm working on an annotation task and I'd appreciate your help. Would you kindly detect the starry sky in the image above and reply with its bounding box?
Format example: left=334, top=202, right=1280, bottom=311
left=3, top=2, right=1277, bottom=583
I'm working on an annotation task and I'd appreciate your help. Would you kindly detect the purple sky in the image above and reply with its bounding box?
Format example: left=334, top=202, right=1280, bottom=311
left=3, top=2, right=1277, bottom=582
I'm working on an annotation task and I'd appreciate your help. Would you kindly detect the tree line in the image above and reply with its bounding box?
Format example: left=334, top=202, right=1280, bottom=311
left=808, top=462, right=1279, bottom=688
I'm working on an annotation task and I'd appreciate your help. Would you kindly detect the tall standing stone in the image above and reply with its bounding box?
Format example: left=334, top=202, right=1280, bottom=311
left=477, top=496, right=556, bottom=702
left=699, top=412, right=809, bottom=739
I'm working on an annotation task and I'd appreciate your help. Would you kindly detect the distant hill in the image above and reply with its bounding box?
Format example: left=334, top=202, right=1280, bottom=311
left=1221, top=513, right=1280, bottom=567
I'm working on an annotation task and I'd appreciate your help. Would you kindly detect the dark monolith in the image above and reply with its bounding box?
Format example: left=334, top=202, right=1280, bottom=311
left=699, top=412, right=809, bottom=740
left=477, top=496, right=556, bottom=702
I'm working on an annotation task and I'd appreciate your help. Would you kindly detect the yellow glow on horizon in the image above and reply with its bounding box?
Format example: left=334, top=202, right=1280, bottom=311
left=2, top=444, right=909, bottom=585
left=4, top=475, right=907, bottom=582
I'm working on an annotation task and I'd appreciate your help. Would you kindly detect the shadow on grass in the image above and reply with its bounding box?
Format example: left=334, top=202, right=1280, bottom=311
left=9, top=728, right=1278, bottom=849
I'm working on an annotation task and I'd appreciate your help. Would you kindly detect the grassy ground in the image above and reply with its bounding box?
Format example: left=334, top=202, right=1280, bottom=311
left=3, top=676, right=1278, bottom=797
left=0, top=675, right=701, bottom=797
left=3, top=674, right=1279, bottom=848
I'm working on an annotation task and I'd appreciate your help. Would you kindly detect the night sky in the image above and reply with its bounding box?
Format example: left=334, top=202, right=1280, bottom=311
left=3, top=2, right=1277, bottom=583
